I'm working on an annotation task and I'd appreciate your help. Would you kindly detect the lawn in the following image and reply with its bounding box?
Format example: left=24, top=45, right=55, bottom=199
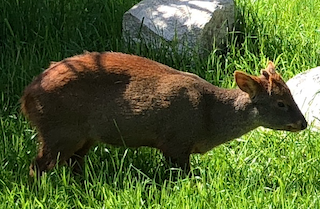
left=1, top=0, right=320, bottom=208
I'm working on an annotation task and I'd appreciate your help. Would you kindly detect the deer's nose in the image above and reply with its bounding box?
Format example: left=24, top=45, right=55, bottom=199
left=286, top=119, right=308, bottom=132
left=300, top=119, right=308, bottom=130
left=295, top=119, right=308, bottom=131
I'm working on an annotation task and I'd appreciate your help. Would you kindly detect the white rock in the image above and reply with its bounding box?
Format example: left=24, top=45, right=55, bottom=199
left=287, top=67, right=320, bottom=129
left=122, top=0, right=234, bottom=55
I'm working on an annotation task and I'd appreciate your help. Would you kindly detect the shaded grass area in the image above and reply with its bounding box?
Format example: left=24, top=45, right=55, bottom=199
left=1, top=0, right=320, bottom=207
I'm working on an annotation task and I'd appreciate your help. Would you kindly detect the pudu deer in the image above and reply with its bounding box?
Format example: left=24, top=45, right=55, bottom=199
left=21, top=52, right=307, bottom=176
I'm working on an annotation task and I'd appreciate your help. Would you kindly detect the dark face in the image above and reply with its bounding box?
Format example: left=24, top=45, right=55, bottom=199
left=234, top=62, right=307, bottom=132
left=254, top=85, right=307, bottom=132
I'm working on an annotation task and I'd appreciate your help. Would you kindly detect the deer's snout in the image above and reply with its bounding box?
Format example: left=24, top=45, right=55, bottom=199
left=286, top=119, right=308, bottom=132
left=300, top=120, right=308, bottom=130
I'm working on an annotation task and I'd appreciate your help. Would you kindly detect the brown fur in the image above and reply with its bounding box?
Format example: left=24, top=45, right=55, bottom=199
left=21, top=52, right=307, bottom=176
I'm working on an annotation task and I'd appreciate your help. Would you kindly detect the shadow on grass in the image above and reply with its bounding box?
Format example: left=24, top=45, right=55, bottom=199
left=77, top=145, right=198, bottom=187
left=26, top=144, right=200, bottom=190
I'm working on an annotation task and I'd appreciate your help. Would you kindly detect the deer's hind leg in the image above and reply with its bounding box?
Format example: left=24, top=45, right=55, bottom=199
left=68, top=140, right=95, bottom=174
left=30, top=129, right=90, bottom=177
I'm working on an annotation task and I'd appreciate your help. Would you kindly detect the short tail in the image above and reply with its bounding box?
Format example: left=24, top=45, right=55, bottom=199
left=20, top=88, right=41, bottom=126
left=21, top=90, right=33, bottom=119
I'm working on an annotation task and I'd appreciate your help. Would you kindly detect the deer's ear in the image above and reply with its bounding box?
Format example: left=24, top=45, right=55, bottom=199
left=235, top=71, right=262, bottom=98
left=261, top=61, right=276, bottom=80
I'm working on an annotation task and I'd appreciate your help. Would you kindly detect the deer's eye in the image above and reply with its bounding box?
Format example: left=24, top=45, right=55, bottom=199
left=277, top=101, right=285, bottom=108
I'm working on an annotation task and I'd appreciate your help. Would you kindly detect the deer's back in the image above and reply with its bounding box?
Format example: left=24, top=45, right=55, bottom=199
left=21, top=52, right=213, bottom=147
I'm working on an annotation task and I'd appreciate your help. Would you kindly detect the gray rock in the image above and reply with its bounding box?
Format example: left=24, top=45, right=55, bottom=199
left=287, top=67, right=320, bottom=130
left=122, top=0, right=234, bottom=55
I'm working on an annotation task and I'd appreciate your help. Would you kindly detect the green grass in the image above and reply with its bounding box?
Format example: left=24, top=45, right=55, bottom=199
left=1, top=0, right=320, bottom=208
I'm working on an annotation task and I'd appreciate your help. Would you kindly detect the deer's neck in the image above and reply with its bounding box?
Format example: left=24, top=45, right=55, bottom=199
left=202, top=87, right=260, bottom=147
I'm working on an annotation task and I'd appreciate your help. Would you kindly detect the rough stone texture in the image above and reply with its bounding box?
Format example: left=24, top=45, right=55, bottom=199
left=122, top=0, right=234, bottom=55
left=287, top=67, right=320, bottom=130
